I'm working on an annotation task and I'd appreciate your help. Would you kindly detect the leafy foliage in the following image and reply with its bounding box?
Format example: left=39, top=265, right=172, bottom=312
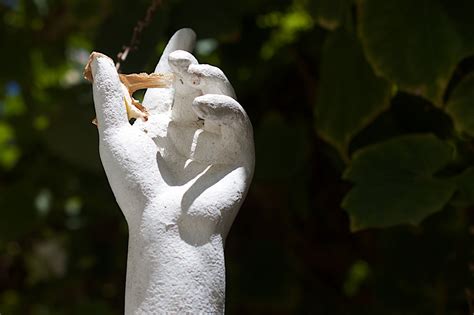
left=358, top=0, right=463, bottom=105
left=1, top=0, right=474, bottom=314
left=343, top=134, right=456, bottom=230
left=316, top=29, right=392, bottom=159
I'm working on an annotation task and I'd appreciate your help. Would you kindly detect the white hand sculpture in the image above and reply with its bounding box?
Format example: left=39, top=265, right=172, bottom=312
left=87, top=29, right=254, bottom=313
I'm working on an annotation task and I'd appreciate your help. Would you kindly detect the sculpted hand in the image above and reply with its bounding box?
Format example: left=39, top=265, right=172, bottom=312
left=87, top=29, right=254, bottom=313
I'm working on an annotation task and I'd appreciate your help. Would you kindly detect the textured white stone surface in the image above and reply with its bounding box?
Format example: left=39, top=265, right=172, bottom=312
left=89, top=28, right=255, bottom=313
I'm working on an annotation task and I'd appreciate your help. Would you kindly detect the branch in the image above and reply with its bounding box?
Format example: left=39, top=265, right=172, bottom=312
left=115, top=0, right=164, bottom=71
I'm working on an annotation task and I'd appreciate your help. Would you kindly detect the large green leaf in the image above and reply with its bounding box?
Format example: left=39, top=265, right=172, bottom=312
left=358, top=0, right=463, bottom=105
left=315, top=30, right=392, bottom=160
left=308, top=0, right=349, bottom=30
left=446, top=74, right=474, bottom=137
left=342, top=134, right=456, bottom=230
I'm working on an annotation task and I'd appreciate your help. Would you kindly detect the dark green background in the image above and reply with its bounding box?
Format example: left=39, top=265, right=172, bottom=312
left=1, top=0, right=474, bottom=314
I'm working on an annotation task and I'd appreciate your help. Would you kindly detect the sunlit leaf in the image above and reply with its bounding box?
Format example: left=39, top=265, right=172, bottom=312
left=259, top=5, right=314, bottom=59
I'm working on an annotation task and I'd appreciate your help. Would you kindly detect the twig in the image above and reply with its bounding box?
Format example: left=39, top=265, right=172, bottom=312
left=115, top=0, right=163, bottom=71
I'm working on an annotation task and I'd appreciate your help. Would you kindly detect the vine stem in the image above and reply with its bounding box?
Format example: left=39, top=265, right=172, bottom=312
left=115, top=0, right=163, bottom=72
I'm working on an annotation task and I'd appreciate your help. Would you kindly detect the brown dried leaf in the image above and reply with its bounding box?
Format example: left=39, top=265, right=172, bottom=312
left=119, top=73, right=173, bottom=94
left=83, top=52, right=173, bottom=127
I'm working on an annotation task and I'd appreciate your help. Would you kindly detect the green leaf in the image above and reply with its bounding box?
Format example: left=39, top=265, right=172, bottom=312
left=308, top=0, right=349, bottom=30
left=358, top=0, right=463, bottom=105
left=315, top=30, right=392, bottom=160
left=342, top=134, right=456, bottom=230
left=446, top=74, right=474, bottom=136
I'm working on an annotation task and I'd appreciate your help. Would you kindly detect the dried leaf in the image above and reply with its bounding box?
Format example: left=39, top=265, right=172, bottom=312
left=83, top=52, right=173, bottom=126
left=119, top=73, right=173, bottom=94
